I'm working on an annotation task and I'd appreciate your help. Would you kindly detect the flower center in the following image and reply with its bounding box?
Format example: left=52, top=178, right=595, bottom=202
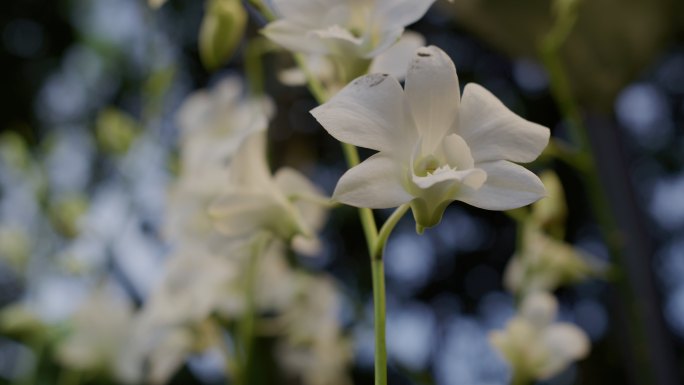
left=413, top=154, right=454, bottom=177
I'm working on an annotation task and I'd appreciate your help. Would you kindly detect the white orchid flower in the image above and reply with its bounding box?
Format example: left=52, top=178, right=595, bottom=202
left=264, top=0, right=435, bottom=83
left=176, top=76, right=273, bottom=194
left=279, top=31, right=425, bottom=93
left=311, top=46, right=550, bottom=232
left=489, top=291, right=590, bottom=381
left=209, top=131, right=329, bottom=255
left=504, top=224, right=605, bottom=295
left=263, top=0, right=434, bottom=59
left=56, top=288, right=134, bottom=377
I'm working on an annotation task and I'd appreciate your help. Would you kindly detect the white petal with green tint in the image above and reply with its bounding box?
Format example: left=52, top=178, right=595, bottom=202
left=458, top=83, right=550, bottom=163
left=333, top=153, right=412, bottom=209
left=311, top=73, right=414, bottom=152
left=405, top=46, right=460, bottom=154
left=457, top=160, right=546, bottom=210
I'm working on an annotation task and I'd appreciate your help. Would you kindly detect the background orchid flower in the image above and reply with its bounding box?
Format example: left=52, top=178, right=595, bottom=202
left=209, top=131, right=329, bottom=255
left=263, top=0, right=436, bottom=81
left=56, top=288, right=135, bottom=378
left=176, top=77, right=273, bottom=195
left=312, top=45, right=550, bottom=232
left=489, top=291, right=590, bottom=382
left=278, top=31, right=425, bottom=93
left=504, top=223, right=605, bottom=295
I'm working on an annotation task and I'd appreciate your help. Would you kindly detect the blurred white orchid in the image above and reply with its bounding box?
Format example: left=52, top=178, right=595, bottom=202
left=209, top=131, right=329, bottom=256
left=311, top=46, right=549, bottom=232
left=143, top=253, right=243, bottom=325
left=276, top=275, right=352, bottom=385
left=279, top=31, right=425, bottom=94
left=166, top=76, right=274, bottom=255
left=56, top=288, right=135, bottom=379
left=263, top=0, right=435, bottom=82
left=176, top=76, right=273, bottom=195
left=506, top=170, right=604, bottom=294
left=504, top=225, right=605, bottom=295
left=489, top=291, right=590, bottom=382
left=118, top=320, right=196, bottom=385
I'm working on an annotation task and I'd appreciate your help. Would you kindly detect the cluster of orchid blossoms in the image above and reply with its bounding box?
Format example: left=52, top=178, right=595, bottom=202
left=121, top=77, right=352, bottom=385
left=490, top=171, right=605, bottom=384
left=0, top=0, right=609, bottom=384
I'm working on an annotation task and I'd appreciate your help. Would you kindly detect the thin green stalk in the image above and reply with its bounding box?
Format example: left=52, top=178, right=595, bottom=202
left=205, top=317, right=239, bottom=381
left=247, top=0, right=275, bottom=21
left=18, top=339, right=44, bottom=385
left=56, top=369, right=80, bottom=385
left=293, top=53, right=330, bottom=103
left=373, top=204, right=410, bottom=260
left=511, top=371, right=531, bottom=385
left=539, top=3, right=658, bottom=384
left=369, top=204, right=410, bottom=385
left=371, top=256, right=387, bottom=385
left=245, top=37, right=274, bottom=96
left=236, top=233, right=270, bottom=385
left=293, top=54, right=380, bottom=255
left=286, top=20, right=398, bottom=385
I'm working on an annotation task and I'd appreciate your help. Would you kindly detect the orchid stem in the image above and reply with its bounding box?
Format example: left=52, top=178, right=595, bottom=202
left=237, top=233, right=269, bottom=385
left=540, top=2, right=664, bottom=384
left=294, top=42, right=392, bottom=385
left=56, top=369, right=80, bottom=385
left=370, top=204, right=409, bottom=385
left=371, top=255, right=387, bottom=385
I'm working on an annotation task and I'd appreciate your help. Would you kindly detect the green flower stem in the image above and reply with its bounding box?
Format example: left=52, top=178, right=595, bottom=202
left=290, top=24, right=409, bottom=385
left=371, top=256, right=387, bottom=385
left=245, top=37, right=276, bottom=96
left=540, top=3, right=663, bottom=384
left=370, top=204, right=410, bottom=385
left=293, top=53, right=330, bottom=103
left=236, top=233, right=270, bottom=385
left=293, top=53, right=380, bottom=255
left=373, top=204, right=410, bottom=260
left=511, top=371, right=531, bottom=385
left=247, top=0, right=275, bottom=21
left=56, top=369, right=80, bottom=385
left=18, top=338, right=45, bottom=385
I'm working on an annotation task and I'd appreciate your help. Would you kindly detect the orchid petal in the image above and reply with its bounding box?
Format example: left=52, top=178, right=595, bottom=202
left=369, top=31, right=425, bottom=80
left=412, top=167, right=486, bottom=190
left=271, top=0, right=337, bottom=25
left=274, top=167, right=329, bottom=236
left=442, top=133, right=474, bottom=169
left=209, top=192, right=282, bottom=236
left=374, top=0, right=436, bottom=29
left=311, top=73, right=413, bottom=152
left=405, top=46, right=460, bottom=153
left=228, top=131, right=271, bottom=188
left=456, top=160, right=546, bottom=210
left=520, top=292, right=557, bottom=329
left=539, top=324, right=590, bottom=379
left=313, top=25, right=363, bottom=45
left=262, top=20, right=329, bottom=54
left=458, top=83, right=550, bottom=163
left=333, top=153, right=412, bottom=208
left=363, top=27, right=404, bottom=58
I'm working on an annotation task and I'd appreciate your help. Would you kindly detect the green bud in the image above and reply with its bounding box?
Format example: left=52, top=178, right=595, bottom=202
left=95, top=107, right=140, bottom=155
left=0, top=305, right=46, bottom=340
left=199, top=0, right=247, bottom=71
left=531, top=170, right=566, bottom=233
left=0, top=132, right=30, bottom=170
left=0, top=227, right=30, bottom=272
left=49, top=194, right=89, bottom=239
